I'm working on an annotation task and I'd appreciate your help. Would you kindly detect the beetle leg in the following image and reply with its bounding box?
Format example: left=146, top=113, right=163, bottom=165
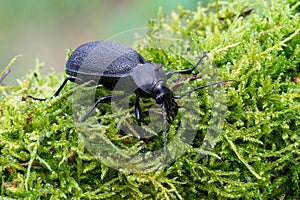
left=27, top=76, right=82, bottom=101
left=166, top=52, right=208, bottom=79
left=134, top=94, right=146, bottom=159
left=79, top=95, right=125, bottom=123
left=53, top=76, right=82, bottom=97
left=0, top=69, right=10, bottom=84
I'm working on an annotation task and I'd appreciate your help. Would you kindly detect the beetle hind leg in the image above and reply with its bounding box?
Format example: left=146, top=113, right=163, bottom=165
left=27, top=76, right=82, bottom=101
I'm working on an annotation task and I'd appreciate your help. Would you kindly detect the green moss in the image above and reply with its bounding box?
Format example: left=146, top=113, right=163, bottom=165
left=0, top=0, right=299, bottom=199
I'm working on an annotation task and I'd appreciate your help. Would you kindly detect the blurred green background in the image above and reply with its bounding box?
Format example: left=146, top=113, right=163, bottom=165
left=0, top=0, right=212, bottom=85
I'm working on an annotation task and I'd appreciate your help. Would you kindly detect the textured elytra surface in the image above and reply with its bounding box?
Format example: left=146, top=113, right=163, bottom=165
left=66, top=41, right=146, bottom=77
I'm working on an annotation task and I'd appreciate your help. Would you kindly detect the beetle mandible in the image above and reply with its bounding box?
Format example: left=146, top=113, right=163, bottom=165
left=28, top=41, right=234, bottom=155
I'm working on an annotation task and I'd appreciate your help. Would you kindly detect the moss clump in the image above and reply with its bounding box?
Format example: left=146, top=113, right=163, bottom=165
left=0, top=0, right=299, bottom=199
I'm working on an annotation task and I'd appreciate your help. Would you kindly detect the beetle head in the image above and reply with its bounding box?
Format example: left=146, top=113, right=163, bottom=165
left=153, top=82, right=178, bottom=121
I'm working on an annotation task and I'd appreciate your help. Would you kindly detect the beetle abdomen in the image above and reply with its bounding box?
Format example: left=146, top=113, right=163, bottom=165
left=66, top=41, right=146, bottom=78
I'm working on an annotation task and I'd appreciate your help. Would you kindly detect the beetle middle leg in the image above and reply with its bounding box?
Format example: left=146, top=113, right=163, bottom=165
left=81, top=93, right=149, bottom=160
left=79, top=94, right=126, bottom=123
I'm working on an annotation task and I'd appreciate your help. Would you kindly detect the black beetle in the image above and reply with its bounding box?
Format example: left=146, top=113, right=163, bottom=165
left=28, top=41, right=234, bottom=155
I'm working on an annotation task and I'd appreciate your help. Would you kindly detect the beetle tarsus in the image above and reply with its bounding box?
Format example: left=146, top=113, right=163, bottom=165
left=26, top=95, right=48, bottom=101
left=0, top=69, right=11, bottom=84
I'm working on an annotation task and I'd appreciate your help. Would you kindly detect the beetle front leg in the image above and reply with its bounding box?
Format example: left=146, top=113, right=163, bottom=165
left=166, top=52, right=208, bottom=79
left=134, top=94, right=146, bottom=159
left=27, top=76, right=82, bottom=101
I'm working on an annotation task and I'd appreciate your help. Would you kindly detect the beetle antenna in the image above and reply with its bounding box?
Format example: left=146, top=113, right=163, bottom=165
left=161, top=101, right=168, bottom=157
left=174, top=80, right=236, bottom=99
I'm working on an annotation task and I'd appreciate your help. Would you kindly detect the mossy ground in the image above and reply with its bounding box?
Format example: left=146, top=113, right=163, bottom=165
left=0, top=0, right=299, bottom=199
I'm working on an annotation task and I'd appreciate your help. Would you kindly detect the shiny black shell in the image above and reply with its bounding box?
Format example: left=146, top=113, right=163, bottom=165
left=66, top=41, right=146, bottom=79
left=65, top=41, right=166, bottom=94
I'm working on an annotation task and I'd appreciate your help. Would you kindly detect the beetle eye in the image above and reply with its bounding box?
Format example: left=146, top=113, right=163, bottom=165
left=156, top=96, right=163, bottom=103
